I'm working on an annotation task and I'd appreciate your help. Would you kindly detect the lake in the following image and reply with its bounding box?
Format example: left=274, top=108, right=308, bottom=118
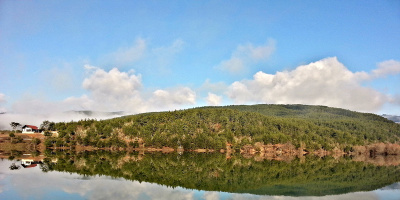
left=1, top=151, right=400, bottom=200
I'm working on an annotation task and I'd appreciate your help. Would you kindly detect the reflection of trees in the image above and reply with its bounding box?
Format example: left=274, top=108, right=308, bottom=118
left=40, top=162, right=50, bottom=173
left=9, top=163, right=20, bottom=170
left=42, top=150, right=400, bottom=196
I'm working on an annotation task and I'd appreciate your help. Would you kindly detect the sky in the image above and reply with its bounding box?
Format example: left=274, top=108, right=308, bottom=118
left=0, top=1, right=400, bottom=128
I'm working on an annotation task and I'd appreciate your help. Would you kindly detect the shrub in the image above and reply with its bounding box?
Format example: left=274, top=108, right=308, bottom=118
left=32, top=138, right=41, bottom=145
left=44, top=131, right=53, bottom=137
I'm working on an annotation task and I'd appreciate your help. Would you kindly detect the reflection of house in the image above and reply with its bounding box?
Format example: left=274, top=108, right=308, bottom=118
left=21, top=159, right=42, bottom=168
left=20, top=158, right=57, bottom=168
left=22, top=125, right=39, bottom=134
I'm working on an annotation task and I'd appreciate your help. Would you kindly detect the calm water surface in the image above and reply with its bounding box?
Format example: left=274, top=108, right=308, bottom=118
left=1, top=153, right=399, bottom=200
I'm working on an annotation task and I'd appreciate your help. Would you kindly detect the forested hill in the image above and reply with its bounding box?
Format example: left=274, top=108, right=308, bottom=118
left=48, top=104, right=400, bottom=151
left=223, top=104, right=393, bottom=122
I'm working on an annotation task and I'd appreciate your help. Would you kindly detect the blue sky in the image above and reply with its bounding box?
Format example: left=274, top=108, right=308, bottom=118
left=1, top=0, right=400, bottom=126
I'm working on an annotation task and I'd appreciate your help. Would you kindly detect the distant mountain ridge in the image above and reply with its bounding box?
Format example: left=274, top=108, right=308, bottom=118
left=382, top=114, right=400, bottom=123
left=64, top=110, right=125, bottom=117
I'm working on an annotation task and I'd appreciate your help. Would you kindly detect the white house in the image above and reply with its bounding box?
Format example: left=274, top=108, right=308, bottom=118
left=21, top=159, right=43, bottom=168
left=22, top=125, right=39, bottom=134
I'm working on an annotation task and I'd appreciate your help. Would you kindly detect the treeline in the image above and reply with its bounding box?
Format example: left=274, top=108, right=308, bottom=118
left=41, top=150, right=400, bottom=196
left=43, top=104, right=400, bottom=151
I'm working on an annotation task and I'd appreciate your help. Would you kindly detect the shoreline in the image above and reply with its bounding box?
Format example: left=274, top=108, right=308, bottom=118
left=1, top=132, right=400, bottom=165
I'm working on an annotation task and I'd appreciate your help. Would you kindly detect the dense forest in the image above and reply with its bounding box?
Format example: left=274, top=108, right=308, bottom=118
left=40, top=150, right=400, bottom=196
left=43, top=104, right=400, bottom=152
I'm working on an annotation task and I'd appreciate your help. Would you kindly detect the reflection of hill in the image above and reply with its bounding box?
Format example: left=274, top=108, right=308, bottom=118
left=41, top=151, right=400, bottom=196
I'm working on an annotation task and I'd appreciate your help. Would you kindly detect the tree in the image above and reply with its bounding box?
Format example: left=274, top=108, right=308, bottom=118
left=10, top=122, right=21, bottom=132
left=44, top=139, right=53, bottom=147
left=44, top=131, right=53, bottom=137
left=40, top=120, right=51, bottom=130
left=48, top=122, right=56, bottom=131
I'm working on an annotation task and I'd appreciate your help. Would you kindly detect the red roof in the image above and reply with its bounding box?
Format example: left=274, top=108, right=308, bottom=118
left=23, top=164, right=37, bottom=168
left=25, top=125, right=38, bottom=130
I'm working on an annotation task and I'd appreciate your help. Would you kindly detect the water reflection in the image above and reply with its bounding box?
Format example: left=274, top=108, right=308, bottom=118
left=1, top=151, right=400, bottom=200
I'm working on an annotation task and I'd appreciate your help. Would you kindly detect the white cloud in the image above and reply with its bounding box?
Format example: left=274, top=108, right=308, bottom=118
left=235, top=39, right=276, bottom=61
left=105, top=38, right=146, bottom=67
left=150, top=87, right=196, bottom=109
left=82, top=67, right=142, bottom=102
left=11, top=95, right=65, bottom=114
left=226, top=57, right=388, bottom=112
left=0, top=93, right=6, bottom=113
left=371, top=60, right=400, bottom=78
left=1, top=66, right=198, bottom=130
left=388, top=95, right=400, bottom=106
left=217, top=39, right=276, bottom=74
left=77, top=67, right=145, bottom=112
left=218, top=57, right=245, bottom=74
left=84, top=64, right=97, bottom=71
left=206, top=93, right=222, bottom=106
left=63, top=95, right=94, bottom=110
left=226, top=81, right=255, bottom=103
left=0, top=93, right=6, bottom=103
left=71, top=67, right=196, bottom=113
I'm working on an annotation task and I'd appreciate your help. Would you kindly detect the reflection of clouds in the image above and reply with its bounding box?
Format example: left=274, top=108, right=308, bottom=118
left=230, top=192, right=380, bottom=200
left=0, top=174, right=5, bottom=193
left=203, top=191, right=219, bottom=200
left=61, top=178, right=196, bottom=200
left=0, top=160, right=399, bottom=200
left=380, top=182, right=400, bottom=190
left=1, top=159, right=197, bottom=200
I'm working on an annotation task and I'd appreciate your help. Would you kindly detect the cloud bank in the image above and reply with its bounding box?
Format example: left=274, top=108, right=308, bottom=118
left=226, top=57, right=396, bottom=113
left=0, top=66, right=196, bottom=130
left=371, top=60, right=400, bottom=79
left=206, top=93, right=222, bottom=106
left=0, top=93, right=6, bottom=113
left=1, top=55, right=399, bottom=130
left=69, top=66, right=196, bottom=113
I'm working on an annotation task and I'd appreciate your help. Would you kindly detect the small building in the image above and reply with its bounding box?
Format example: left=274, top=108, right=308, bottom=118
left=21, top=159, right=43, bottom=168
left=22, top=125, right=39, bottom=134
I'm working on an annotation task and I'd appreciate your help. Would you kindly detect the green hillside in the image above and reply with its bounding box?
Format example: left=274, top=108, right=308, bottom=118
left=226, top=104, right=392, bottom=122
left=46, top=104, right=400, bottom=151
